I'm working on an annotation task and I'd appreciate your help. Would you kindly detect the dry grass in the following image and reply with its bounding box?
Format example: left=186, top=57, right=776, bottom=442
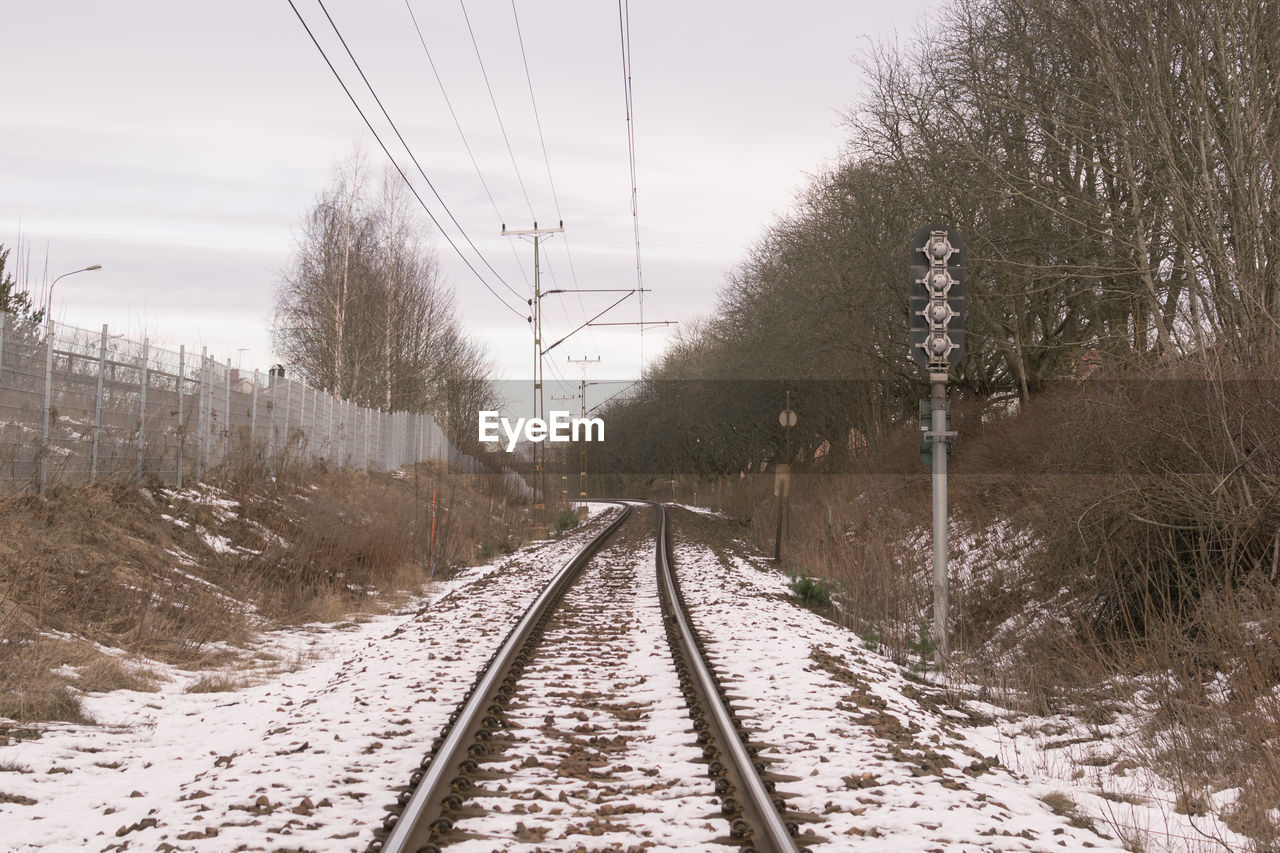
left=0, top=459, right=533, bottom=724
left=656, top=356, right=1280, bottom=849
left=184, top=673, right=244, bottom=694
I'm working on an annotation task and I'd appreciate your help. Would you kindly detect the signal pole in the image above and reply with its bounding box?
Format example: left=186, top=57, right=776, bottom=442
left=502, top=221, right=564, bottom=509
left=909, top=225, right=964, bottom=668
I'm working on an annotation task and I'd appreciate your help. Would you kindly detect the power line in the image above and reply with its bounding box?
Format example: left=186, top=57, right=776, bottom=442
left=509, top=0, right=601, bottom=358
left=403, top=0, right=532, bottom=293
left=459, top=0, right=537, bottom=222
left=617, top=0, right=646, bottom=370
left=309, top=0, right=529, bottom=307
left=288, top=0, right=527, bottom=317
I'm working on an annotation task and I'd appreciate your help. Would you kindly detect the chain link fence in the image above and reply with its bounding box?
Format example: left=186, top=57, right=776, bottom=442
left=0, top=311, right=530, bottom=498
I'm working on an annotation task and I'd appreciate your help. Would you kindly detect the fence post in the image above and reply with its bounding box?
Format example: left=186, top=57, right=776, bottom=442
left=250, top=369, right=259, bottom=453
left=363, top=407, right=370, bottom=471
left=39, top=323, right=55, bottom=492
left=197, top=348, right=207, bottom=481
left=343, top=399, right=351, bottom=467
left=327, top=393, right=335, bottom=466
left=91, top=324, right=108, bottom=483
left=283, top=376, right=292, bottom=468
left=177, top=344, right=185, bottom=486
left=137, top=338, right=149, bottom=482
left=0, top=311, right=6, bottom=377
left=223, top=358, right=231, bottom=464
left=305, top=386, right=313, bottom=466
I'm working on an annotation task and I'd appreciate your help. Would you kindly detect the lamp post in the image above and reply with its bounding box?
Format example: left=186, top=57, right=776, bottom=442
left=40, top=264, right=102, bottom=492
left=44, top=264, right=102, bottom=334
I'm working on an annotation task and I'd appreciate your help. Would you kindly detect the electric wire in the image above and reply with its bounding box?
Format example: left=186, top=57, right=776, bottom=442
left=587, top=379, right=639, bottom=415
left=402, top=0, right=532, bottom=293
left=312, top=0, right=527, bottom=304
left=617, top=0, right=646, bottom=369
left=509, top=0, right=601, bottom=358
left=285, top=0, right=527, bottom=320
left=459, top=0, right=537, bottom=222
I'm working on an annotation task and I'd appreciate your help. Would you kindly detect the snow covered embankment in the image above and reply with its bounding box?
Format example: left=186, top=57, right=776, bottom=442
left=673, top=536, right=1128, bottom=851
left=0, top=510, right=618, bottom=852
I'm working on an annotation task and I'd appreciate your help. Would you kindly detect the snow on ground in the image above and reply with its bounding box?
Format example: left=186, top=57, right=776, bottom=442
left=674, top=539, right=1129, bottom=851
left=967, top=696, right=1256, bottom=853
left=0, top=511, right=619, bottom=852
left=669, top=503, right=727, bottom=518
left=2, top=500, right=1250, bottom=852
left=447, top=518, right=725, bottom=852
left=673, top=530, right=1250, bottom=852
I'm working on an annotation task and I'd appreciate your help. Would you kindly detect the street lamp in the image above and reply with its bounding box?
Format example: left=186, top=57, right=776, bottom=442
left=40, top=263, right=102, bottom=491
left=45, top=264, right=102, bottom=333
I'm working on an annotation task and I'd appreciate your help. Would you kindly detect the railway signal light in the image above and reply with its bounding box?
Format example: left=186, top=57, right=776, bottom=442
left=909, top=225, right=965, bottom=373
left=908, top=224, right=964, bottom=672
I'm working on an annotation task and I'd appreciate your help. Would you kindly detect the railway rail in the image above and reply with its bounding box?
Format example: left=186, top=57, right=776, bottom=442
left=368, top=502, right=806, bottom=853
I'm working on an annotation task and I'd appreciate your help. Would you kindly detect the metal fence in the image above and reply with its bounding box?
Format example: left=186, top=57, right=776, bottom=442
left=0, top=311, right=530, bottom=497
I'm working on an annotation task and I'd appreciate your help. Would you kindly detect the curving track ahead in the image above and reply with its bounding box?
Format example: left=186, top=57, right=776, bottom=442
left=369, top=502, right=804, bottom=853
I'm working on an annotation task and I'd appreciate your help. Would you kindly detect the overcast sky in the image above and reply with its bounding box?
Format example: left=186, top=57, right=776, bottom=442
left=3, top=0, right=935, bottom=403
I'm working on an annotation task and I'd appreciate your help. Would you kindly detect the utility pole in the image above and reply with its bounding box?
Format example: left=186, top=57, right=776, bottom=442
left=502, top=221, right=564, bottom=510
left=567, top=356, right=600, bottom=501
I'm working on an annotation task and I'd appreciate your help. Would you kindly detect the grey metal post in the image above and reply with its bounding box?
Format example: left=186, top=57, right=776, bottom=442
left=39, top=322, right=55, bottom=491
left=137, top=339, right=149, bottom=482
left=0, top=312, right=6, bottom=378
left=177, top=345, right=186, bottom=486
left=200, top=353, right=210, bottom=478
left=283, top=377, right=292, bottom=466
left=91, top=324, right=108, bottom=483
left=930, top=376, right=949, bottom=666
left=310, top=387, right=318, bottom=463
left=364, top=407, right=371, bottom=471
left=197, top=348, right=207, bottom=480
left=328, top=393, right=335, bottom=465
left=250, top=369, right=259, bottom=451
left=224, top=358, right=232, bottom=462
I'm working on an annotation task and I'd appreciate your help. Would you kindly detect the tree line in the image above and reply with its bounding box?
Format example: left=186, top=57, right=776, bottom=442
left=596, top=0, right=1279, bottom=478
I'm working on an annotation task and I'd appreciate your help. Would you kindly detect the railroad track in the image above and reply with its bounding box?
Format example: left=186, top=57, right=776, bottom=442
left=368, top=502, right=806, bottom=853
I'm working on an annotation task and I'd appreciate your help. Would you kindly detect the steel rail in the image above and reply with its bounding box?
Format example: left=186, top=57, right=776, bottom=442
left=377, top=503, right=632, bottom=853
left=655, top=503, right=801, bottom=853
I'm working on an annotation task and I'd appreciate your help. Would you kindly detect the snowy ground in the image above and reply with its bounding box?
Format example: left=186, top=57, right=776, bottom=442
left=0, top=509, right=620, bottom=852
left=670, top=510, right=1254, bottom=853
left=0, top=502, right=1251, bottom=852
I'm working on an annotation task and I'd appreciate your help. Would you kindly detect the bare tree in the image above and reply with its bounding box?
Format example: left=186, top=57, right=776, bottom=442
left=272, top=157, right=493, bottom=424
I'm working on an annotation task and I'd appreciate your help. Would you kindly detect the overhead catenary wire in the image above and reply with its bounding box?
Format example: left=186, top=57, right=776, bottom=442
left=510, top=0, right=600, bottom=358
left=311, top=0, right=528, bottom=305
left=403, top=0, right=532, bottom=293
left=459, top=0, right=538, bottom=223
left=286, top=0, right=527, bottom=319
left=617, top=0, right=647, bottom=370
